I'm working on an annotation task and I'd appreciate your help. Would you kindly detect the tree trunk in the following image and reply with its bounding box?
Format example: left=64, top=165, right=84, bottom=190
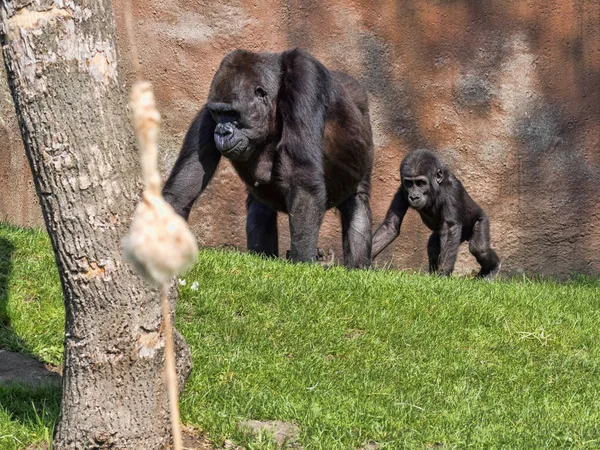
left=0, top=1, right=191, bottom=448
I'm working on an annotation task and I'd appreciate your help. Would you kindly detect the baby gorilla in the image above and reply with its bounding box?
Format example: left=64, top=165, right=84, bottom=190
left=372, top=149, right=501, bottom=279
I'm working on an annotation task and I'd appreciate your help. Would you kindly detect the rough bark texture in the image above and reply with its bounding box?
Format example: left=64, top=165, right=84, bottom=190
left=0, top=1, right=191, bottom=448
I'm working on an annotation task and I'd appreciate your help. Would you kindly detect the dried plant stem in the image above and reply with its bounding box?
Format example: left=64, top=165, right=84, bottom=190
left=161, top=284, right=182, bottom=450
left=123, top=16, right=196, bottom=447
left=125, top=80, right=197, bottom=448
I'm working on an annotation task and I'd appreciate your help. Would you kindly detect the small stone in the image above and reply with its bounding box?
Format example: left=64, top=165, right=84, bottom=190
left=238, top=420, right=301, bottom=448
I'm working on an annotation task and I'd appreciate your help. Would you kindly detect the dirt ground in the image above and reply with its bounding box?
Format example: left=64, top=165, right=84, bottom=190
left=181, top=428, right=230, bottom=450
left=0, top=350, right=61, bottom=387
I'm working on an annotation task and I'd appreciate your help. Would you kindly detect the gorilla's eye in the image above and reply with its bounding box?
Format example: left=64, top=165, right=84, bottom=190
left=255, top=86, right=268, bottom=98
left=404, top=180, right=413, bottom=188
left=416, top=180, right=426, bottom=188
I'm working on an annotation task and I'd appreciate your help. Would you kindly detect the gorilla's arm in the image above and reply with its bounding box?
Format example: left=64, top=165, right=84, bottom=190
left=163, top=108, right=221, bottom=220
left=372, top=188, right=409, bottom=258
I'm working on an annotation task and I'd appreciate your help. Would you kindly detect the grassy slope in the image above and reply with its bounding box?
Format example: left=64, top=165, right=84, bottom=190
left=1, top=223, right=600, bottom=449
left=0, top=225, right=64, bottom=365
left=0, top=225, right=63, bottom=450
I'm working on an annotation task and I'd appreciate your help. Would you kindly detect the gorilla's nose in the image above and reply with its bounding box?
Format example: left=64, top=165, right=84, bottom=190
left=215, top=122, right=234, bottom=138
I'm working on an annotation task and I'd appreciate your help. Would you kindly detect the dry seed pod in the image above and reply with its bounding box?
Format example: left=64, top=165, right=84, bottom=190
left=122, top=81, right=197, bottom=285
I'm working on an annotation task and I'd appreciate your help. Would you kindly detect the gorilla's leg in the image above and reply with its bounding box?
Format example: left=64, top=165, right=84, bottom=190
left=438, top=224, right=462, bottom=276
left=287, top=187, right=326, bottom=263
left=338, top=190, right=372, bottom=269
left=469, top=216, right=501, bottom=279
left=427, top=232, right=441, bottom=274
left=246, top=194, right=278, bottom=257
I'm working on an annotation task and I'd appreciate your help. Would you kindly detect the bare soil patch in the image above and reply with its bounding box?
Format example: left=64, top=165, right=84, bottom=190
left=0, top=350, right=61, bottom=387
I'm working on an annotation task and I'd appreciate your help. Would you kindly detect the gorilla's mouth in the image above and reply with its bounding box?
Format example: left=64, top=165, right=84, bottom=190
left=215, top=137, right=251, bottom=161
left=408, top=198, right=426, bottom=210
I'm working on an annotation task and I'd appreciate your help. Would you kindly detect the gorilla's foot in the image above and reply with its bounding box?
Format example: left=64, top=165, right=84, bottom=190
left=478, top=261, right=501, bottom=281
left=317, top=248, right=335, bottom=267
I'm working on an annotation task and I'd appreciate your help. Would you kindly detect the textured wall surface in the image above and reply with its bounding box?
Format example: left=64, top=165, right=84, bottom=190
left=1, top=0, right=599, bottom=278
left=0, top=59, right=42, bottom=227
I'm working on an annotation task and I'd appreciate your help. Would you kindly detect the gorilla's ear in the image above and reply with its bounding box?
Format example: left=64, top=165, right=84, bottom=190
left=436, top=169, right=443, bottom=185
left=276, top=49, right=331, bottom=164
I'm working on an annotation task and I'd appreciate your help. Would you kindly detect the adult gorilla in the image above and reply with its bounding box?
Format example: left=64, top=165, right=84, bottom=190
left=163, top=49, right=374, bottom=268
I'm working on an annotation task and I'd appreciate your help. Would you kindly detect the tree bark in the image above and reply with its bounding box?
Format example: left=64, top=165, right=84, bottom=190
left=0, top=1, right=191, bottom=448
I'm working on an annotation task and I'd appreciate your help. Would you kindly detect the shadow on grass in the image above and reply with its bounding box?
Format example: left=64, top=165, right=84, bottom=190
left=0, top=384, right=60, bottom=449
left=0, top=236, right=14, bottom=317
left=0, top=236, right=61, bottom=448
left=0, top=236, right=26, bottom=351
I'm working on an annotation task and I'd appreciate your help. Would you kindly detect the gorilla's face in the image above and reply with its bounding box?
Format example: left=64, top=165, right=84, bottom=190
left=402, top=176, right=431, bottom=210
left=401, top=168, right=444, bottom=210
left=206, top=100, right=256, bottom=161
left=206, top=51, right=279, bottom=161
left=400, top=149, right=444, bottom=211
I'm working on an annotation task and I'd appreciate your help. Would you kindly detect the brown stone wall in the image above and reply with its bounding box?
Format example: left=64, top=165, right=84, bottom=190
left=2, top=0, right=599, bottom=278
left=0, top=59, right=42, bottom=227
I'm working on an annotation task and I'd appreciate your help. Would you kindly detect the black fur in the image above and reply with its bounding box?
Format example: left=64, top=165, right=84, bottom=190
left=163, top=49, right=374, bottom=268
left=372, top=149, right=501, bottom=278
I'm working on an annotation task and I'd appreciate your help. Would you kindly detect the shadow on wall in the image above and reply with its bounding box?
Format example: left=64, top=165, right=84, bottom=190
left=282, top=0, right=600, bottom=278
left=454, top=0, right=600, bottom=277
left=110, top=0, right=599, bottom=278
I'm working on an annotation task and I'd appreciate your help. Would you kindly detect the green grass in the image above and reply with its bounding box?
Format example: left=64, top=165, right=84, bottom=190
left=1, top=223, right=600, bottom=449
left=0, top=224, right=63, bottom=450
left=0, top=385, right=60, bottom=450
left=0, top=224, right=64, bottom=366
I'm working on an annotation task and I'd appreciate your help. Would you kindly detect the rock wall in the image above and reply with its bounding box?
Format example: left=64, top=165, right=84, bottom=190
left=0, top=56, right=41, bottom=227
left=1, top=0, right=599, bottom=278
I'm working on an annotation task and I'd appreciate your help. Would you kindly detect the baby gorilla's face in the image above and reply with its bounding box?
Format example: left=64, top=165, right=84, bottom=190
left=402, top=176, right=430, bottom=210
